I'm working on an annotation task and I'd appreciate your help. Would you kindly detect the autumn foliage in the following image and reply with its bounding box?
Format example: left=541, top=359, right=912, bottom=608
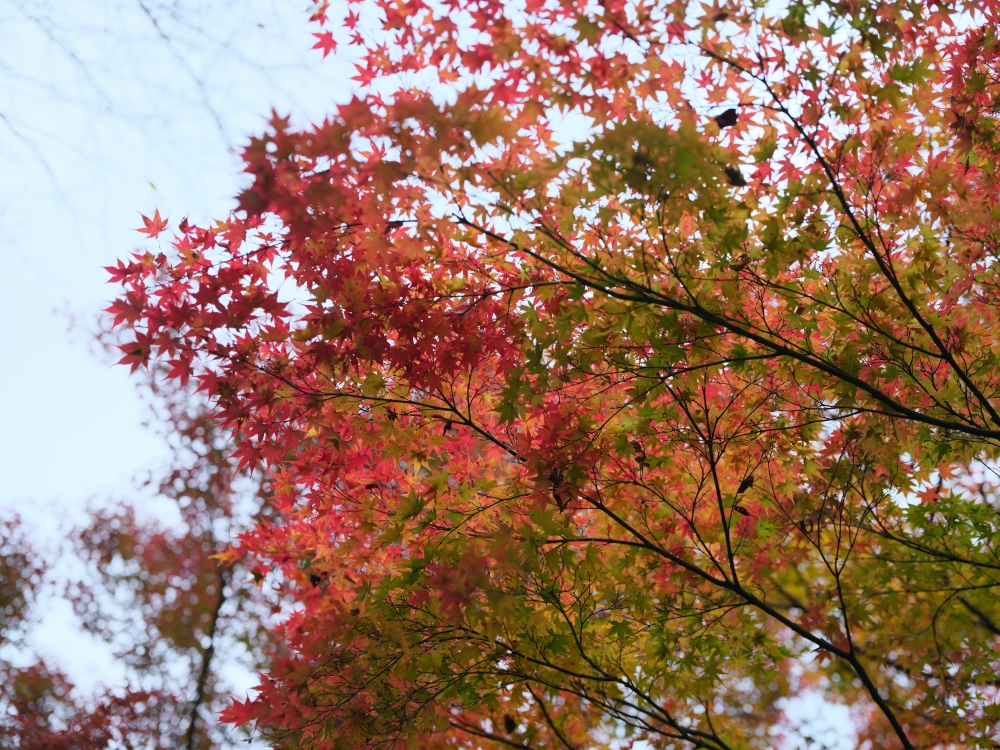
left=108, top=0, right=1000, bottom=746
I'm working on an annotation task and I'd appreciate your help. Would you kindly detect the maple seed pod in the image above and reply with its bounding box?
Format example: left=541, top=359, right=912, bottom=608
left=733, top=505, right=751, bottom=516
left=737, top=476, right=755, bottom=494
left=725, top=166, right=747, bottom=186
left=714, top=108, right=738, bottom=128
left=503, top=714, right=517, bottom=733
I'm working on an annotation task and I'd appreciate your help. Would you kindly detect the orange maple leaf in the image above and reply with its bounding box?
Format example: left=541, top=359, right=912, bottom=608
left=137, top=209, right=168, bottom=239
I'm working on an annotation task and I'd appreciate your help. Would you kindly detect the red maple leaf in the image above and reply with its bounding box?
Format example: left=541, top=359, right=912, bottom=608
left=117, top=336, right=151, bottom=373
left=311, top=31, right=337, bottom=58
left=137, top=209, right=168, bottom=239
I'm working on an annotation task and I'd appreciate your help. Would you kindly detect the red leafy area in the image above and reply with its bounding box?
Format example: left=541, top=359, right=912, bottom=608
left=107, top=0, right=1000, bottom=748
left=0, top=522, right=163, bottom=747
left=0, top=661, right=164, bottom=750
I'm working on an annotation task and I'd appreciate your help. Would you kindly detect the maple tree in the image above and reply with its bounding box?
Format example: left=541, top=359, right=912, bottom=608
left=109, top=0, right=1000, bottom=746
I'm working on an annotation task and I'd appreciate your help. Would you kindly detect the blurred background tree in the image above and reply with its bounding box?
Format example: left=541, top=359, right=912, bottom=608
left=0, top=351, right=278, bottom=748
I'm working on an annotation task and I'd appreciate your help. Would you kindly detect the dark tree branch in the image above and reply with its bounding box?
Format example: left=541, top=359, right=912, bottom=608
left=184, top=566, right=230, bottom=750
left=960, top=597, right=1000, bottom=637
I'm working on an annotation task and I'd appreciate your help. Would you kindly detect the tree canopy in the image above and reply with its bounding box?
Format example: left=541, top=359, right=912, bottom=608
left=111, top=0, right=1000, bottom=746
